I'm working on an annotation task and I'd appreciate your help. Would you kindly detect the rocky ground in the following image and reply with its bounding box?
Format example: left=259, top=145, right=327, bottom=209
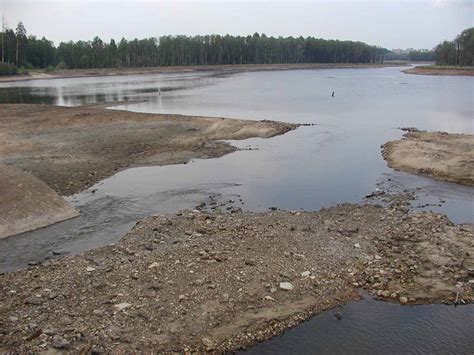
left=1, top=194, right=472, bottom=353
left=0, top=104, right=295, bottom=196
left=382, top=130, right=474, bottom=186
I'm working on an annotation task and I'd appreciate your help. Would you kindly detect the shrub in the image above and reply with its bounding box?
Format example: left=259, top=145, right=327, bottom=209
left=0, top=62, right=18, bottom=76
left=45, top=65, right=55, bottom=72
left=56, top=61, right=67, bottom=70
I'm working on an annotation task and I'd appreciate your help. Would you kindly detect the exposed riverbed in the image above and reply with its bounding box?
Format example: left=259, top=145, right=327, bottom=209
left=0, top=66, right=473, bottom=351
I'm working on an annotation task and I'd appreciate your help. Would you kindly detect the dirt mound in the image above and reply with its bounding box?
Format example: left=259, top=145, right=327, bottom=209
left=382, top=131, right=474, bottom=186
left=0, top=165, right=79, bottom=239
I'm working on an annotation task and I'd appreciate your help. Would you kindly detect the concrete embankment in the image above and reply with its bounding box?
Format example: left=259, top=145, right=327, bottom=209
left=0, top=165, right=78, bottom=239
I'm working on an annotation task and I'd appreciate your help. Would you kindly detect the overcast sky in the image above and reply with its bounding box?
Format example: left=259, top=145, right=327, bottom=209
left=1, top=0, right=472, bottom=49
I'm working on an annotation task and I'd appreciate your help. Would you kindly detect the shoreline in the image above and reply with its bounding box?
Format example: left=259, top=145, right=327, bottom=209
left=0, top=104, right=296, bottom=197
left=0, top=62, right=407, bottom=83
left=1, top=195, right=472, bottom=352
left=382, top=130, right=474, bottom=186
left=403, top=66, right=474, bottom=76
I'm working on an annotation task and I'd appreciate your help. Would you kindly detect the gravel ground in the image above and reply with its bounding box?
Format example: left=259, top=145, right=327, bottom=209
left=1, top=195, right=472, bottom=353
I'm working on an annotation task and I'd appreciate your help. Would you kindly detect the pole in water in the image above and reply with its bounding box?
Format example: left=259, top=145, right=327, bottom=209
left=332, top=91, right=335, bottom=97
left=158, top=88, right=161, bottom=96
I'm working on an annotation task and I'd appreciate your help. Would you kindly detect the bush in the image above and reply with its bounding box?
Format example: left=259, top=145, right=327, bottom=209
left=45, top=65, right=55, bottom=72
left=19, top=67, right=29, bottom=75
left=56, top=61, right=67, bottom=70
left=0, top=62, right=18, bottom=76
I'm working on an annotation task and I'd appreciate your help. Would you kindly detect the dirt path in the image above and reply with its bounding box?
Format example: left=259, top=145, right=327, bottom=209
left=0, top=104, right=295, bottom=196
left=0, top=195, right=472, bottom=352
left=382, top=131, right=474, bottom=186
left=0, top=63, right=406, bottom=82
left=403, top=66, right=474, bottom=76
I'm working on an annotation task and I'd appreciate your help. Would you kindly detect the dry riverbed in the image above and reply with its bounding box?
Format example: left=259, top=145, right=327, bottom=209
left=0, top=63, right=406, bottom=82
left=403, top=66, right=474, bottom=76
left=0, top=104, right=295, bottom=196
left=382, top=130, right=474, bottom=186
left=0, top=195, right=472, bottom=352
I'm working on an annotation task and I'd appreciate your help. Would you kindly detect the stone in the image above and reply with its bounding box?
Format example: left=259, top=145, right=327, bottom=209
left=334, top=311, right=342, bottom=320
left=114, top=303, right=131, bottom=311
left=399, top=296, right=408, bottom=304
left=52, top=335, right=70, bottom=350
left=148, top=262, right=160, bottom=269
left=301, top=271, right=310, bottom=277
left=25, top=297, right=43, bottom=305
left=354, top=243, right=361, bottom=249
left=202, top=337, right=214, bottom=348
left=279, top=282, right=293, bottom=291
left=86, top=266, right=96, bottom=272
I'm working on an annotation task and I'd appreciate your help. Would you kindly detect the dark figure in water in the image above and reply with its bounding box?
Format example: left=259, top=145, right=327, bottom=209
left=332, top=91, right=335, bottom=97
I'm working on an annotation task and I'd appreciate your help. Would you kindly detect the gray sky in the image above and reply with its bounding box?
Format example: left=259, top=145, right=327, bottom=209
left=1, top=0, right=473, bottom=49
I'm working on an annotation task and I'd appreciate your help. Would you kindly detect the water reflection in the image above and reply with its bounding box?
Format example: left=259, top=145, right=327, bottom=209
left=0, top=72, right=221, bottom=106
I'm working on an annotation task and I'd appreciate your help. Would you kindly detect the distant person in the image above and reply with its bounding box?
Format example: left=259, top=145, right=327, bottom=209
left=332, top=91, right=335, bottom=97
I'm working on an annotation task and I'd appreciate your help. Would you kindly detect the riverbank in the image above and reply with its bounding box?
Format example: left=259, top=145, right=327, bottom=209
left=0, top=104, right=295, bottom=196
left=403, top=66, right=474, bottom=76
left=382, top=130, right=474, bottom=186
left=0, top=195, right=472, bottom=352
left=0, top=62, right=406, bottom=82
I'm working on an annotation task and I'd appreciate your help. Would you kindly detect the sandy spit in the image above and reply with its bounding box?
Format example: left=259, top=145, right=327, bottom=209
left=382, top=130, right=474, bottom=186
left=403, top=66, right=474, bottom=76
left=0, top=104, right=296, bottom=196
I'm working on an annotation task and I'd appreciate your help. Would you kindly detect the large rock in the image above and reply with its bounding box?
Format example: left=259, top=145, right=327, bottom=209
left=0, top=165, right=78, bottom=239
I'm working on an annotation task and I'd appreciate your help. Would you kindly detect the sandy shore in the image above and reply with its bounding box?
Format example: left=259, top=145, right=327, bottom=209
left=382, top=130, right=474, bottom=186
left=0, top=63, right=406, bottom=82
left=403, top=66, right=474, bottom=76
left=0, top=104, right=295, bottom=196
left=0, top=194, right=472, bottom=352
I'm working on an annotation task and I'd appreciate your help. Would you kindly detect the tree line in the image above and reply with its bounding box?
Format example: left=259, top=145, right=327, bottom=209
left=434, top=27, right=474, bottom=66
left=4, top=21, right=472, bottom=75
left=1, top=22, right=390, bottom=73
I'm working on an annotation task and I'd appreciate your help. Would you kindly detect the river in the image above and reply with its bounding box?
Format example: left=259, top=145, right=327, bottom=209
left=1, top=66, right=473, bottom=352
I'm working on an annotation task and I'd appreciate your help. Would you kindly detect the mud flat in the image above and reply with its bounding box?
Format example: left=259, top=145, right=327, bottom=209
left=0, top=104, right=295, bottom=196
left=0, top=196, right=472, bottom=352
left=0, top=165, right=78, bottom=239
left=403, top=66, right=474, bottom=76
left=382, top=131, right=474, bottom=186
left=0, top=62, right=406, bottom=82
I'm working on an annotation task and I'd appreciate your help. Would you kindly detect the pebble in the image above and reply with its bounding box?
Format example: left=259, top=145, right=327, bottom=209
left=301, top=271, right=311, bottom=277
left=202, top=337, right=214, bottom=348
left=52, top=335, right=70, bottom=350
left=279, top=282, right=294, bottom=291
left=354, top=243, right=361, bottom=249
left=114, top=303, right=131, bottom=311
left=86, top=266, right=96, bottom=272
left=148, top=262, right=160, bottom=269
left=399, top=296, right=408, bottom=304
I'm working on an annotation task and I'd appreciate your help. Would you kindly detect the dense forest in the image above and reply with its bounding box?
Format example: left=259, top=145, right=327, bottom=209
left=1, top=21, right=389, bottom=74
left=434, top=27, right=474, bottom=66
left=1, top=21, right=472, bottom=75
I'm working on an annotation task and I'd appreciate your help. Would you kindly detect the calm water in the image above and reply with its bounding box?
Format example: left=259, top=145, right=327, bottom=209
left=1, top=67, right=473, bottom=351
left=245, top=293, right=474, bottom=354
